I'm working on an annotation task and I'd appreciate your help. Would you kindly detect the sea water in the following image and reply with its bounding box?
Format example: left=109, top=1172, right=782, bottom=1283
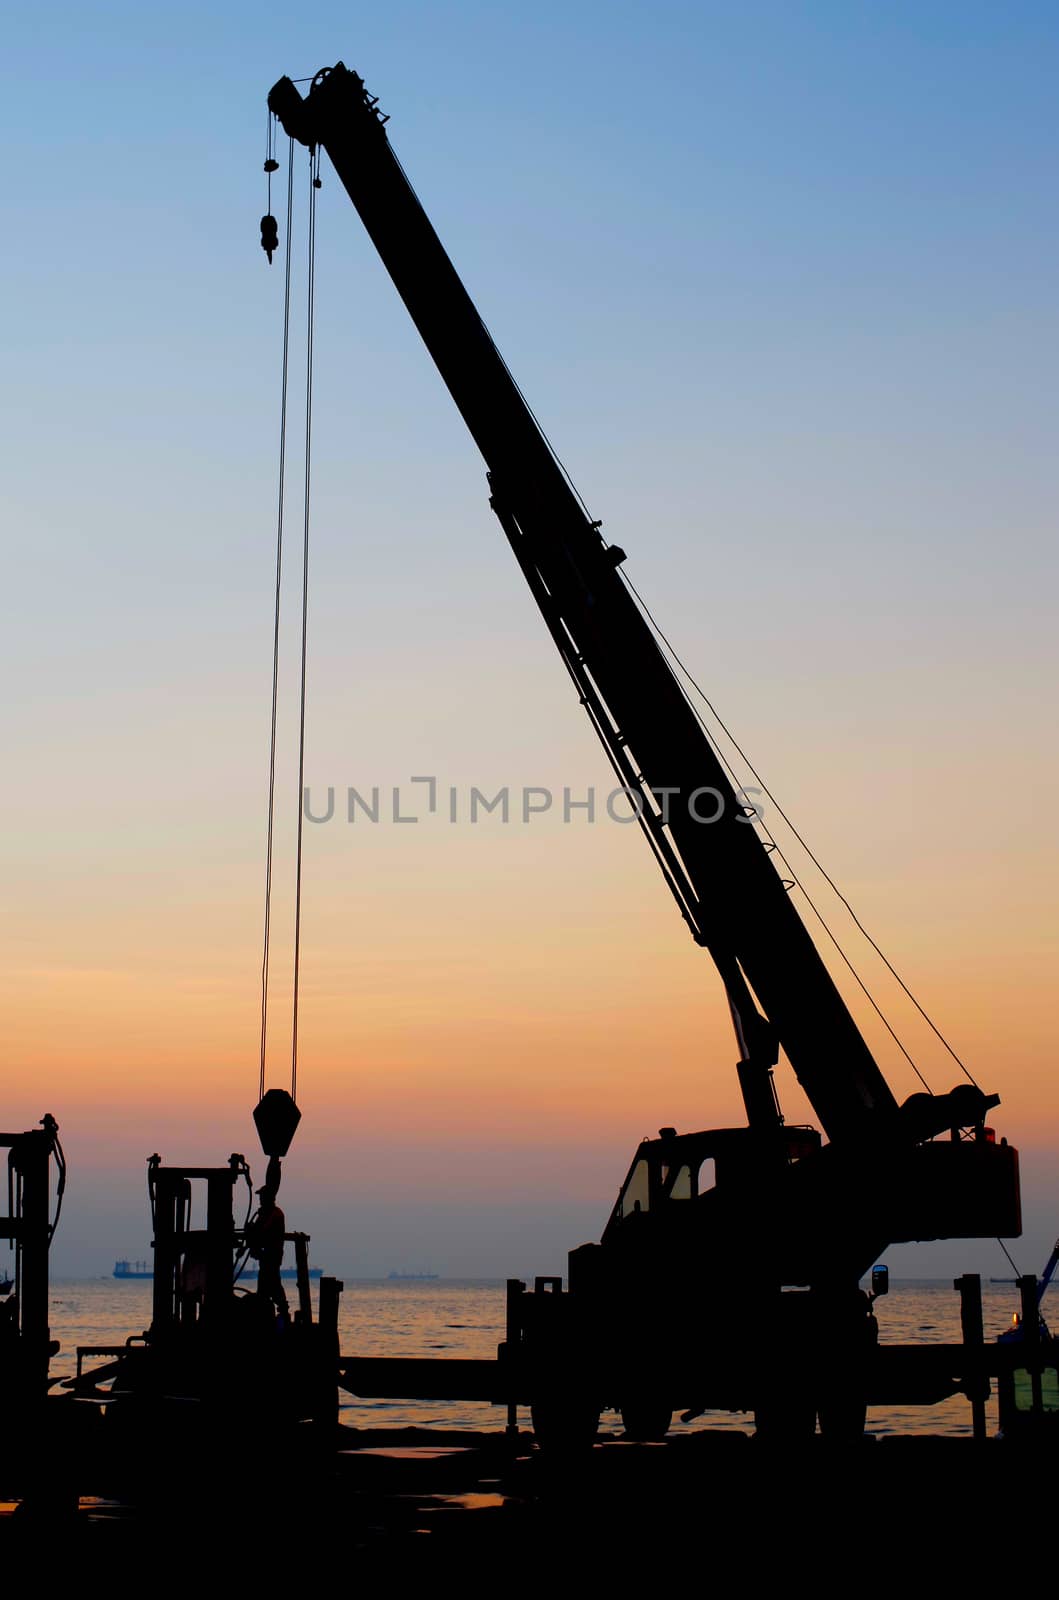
left=45, top=1277, right=1028, bottom=1436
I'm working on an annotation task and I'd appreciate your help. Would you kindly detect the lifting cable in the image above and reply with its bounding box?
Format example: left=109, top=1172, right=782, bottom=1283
left=263, top=132, right=975, bottom=1119
left=462, top=248, right=955, bottom=1096
left=259, top=134, right=295, bottom=1105
left=519, top=347, right=963, bottom=1096
left=623, top=581, right=934, bottom=1093
left=621, top=568, right=979, bottom=1093
left=675, top=657, right=933, bottom=1093
left=290, top=144, right=321, bottom=1104
left=525, top=358, right=945, bottom=1095
left=258, top=135, right=320, bottom=1108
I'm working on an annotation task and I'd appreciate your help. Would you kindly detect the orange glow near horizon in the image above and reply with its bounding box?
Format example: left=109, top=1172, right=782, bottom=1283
left=5, top=810, right=1055, bottom=1161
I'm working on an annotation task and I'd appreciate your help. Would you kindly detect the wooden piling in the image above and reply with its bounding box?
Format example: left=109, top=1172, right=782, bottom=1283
left=955, top=1273, right=987, bottom=1441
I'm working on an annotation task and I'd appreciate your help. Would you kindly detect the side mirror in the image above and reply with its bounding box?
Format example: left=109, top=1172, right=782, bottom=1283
left=871, top=1265, right=889, bottom=1299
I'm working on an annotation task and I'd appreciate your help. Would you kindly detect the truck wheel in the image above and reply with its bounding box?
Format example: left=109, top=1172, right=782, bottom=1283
left=620, top=1403, right=672, bottom=1442
left=816, top=1394, right=867, bottom=1441
left=530, top=1396, right=600, bottom=1451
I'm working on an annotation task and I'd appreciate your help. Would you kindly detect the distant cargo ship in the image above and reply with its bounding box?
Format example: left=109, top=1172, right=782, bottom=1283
left=114, top=1259, right=151, bottom=1279
left=115, top=1258, right=322, bottom=1281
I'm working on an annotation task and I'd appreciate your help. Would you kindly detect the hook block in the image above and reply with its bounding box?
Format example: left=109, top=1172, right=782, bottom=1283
left=253, top=1088, right=301, bottom=1157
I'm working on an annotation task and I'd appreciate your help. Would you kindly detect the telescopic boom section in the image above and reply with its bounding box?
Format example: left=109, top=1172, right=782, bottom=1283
left=270, top=64, right=908, bottom=1145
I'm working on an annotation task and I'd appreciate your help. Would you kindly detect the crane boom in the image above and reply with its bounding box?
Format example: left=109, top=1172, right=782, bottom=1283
left=269, top=64, right=1012, bottom=1170
left=269, top=63, right=903, bottom=1144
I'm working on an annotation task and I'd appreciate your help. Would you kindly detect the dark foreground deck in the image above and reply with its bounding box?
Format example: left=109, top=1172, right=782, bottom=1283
left=2, top=1421, right=1054, bottom=1579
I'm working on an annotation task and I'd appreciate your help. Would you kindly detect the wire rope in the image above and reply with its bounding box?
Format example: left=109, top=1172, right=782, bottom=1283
left=290, top=146, right=319, bottom=1103
left=259, top=137, right=296, bottom=1105
left=620, top=568, right=978, bottom=1091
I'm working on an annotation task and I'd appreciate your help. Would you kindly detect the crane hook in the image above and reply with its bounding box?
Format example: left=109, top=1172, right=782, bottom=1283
left=260, top=213, right=280, bottom=263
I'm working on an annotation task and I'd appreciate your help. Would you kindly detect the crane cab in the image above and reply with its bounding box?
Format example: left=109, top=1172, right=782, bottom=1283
left=604, top=1124, right=822, bottom=1236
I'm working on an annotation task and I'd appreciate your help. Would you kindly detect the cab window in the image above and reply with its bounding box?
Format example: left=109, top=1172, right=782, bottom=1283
left=619, top=1160, right=651, bottom=1217
left=664, top=1164, right=693, bottom=1200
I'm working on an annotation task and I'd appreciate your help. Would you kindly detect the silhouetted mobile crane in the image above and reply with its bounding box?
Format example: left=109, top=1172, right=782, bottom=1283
left=269, top=64, right=1021, bottom=1441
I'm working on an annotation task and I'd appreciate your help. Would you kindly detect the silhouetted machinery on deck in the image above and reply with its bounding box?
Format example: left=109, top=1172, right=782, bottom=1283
left=269, top=64, right=1022, bottom=1439
left=69, top=1151, right=342, bottom=1435
left=0, top=1115, right=65, bottom=1486
left=1, top=1116, right=64, bottom=1389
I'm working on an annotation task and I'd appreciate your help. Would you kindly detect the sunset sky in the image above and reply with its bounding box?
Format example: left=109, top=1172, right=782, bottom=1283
left=3, top=2, right=1056, bottom=1282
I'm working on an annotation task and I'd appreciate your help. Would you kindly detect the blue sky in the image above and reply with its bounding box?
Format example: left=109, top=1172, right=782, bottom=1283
left=6, top=1, right=1054, bottom=687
